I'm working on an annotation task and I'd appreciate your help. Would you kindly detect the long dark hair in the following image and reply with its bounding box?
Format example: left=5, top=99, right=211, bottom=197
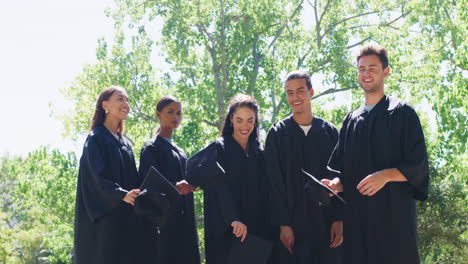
left=221, top=94, right=260, bottom=142
left=90, top=86, right=126, bottom=134
left=155, top=95, right=181, bottom=134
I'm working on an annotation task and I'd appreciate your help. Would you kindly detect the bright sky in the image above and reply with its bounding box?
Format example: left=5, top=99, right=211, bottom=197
left=0, top=0, right=325, bottom=157
left=0, top=0, right=115, bottom=156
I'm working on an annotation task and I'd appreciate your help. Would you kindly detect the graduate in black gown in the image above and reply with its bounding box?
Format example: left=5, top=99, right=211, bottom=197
left=324, top=45, right=429, bottom=264
left=139, top=96, right=200, bottom=264
left=264, top=70, right=343, bottom=264
left=74, top=86, right=152, bottom=264
left=188, top=95, right=273, bottom=264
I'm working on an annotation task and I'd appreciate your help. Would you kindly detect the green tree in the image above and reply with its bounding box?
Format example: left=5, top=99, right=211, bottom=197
left=0, top=148, right=77, bottom=263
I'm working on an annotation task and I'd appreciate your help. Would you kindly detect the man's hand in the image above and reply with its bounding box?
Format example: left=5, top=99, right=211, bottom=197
left=122, top=189, right=141, bottom=206
left=357, top=170, right=391, bottom=196
left=176, top=180, right=197, bottom=195
left=329, top=221, right=343, bottom=248
left=321, top=177, right=343, bottom=196
left=280, top=225, right=295, bottom=254
left=231, top=221, right=248, bottom=242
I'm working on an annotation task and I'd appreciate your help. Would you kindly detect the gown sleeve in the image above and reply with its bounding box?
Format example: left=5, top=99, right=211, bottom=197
left=80, top=135, right=127, bottom=222
left=324, top=125, right=344, bottom=222
left=139, top=144, right=155, bottom=183
left=211, top=182, right=240, bottom=226
left=263, top=128, right=290, bottom=226
left=327, top=113, right=352, bottom=182
left=395, top=106, right=429, bottom=201
left=185, top=142, right=224, bottom=189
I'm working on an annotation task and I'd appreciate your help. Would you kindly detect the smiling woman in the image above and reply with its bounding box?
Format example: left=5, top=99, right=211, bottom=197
left=91, top=86, right=129, bottom=136
left=191, top=94, right=274, bottom=264
left=74, top=86, right=154, bottom=264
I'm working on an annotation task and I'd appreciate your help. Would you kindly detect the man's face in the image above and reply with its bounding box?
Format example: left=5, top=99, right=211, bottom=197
left=357, top=55, right=390, bottom=93
left=285, top=78, right=313, bottom=114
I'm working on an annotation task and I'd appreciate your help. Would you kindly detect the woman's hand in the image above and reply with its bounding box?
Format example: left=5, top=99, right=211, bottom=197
left=231, top=221, right=248, bottom=242
left=122, top=189, right=141, bottom=206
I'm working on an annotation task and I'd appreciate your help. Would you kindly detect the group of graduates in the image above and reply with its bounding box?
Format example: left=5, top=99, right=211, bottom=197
left=74, top=44, right=429, bottom=264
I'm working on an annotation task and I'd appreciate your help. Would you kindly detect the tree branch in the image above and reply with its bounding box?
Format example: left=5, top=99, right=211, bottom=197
left=448, top=58, right=467, bottom=71
left=321, top=10, right=380, bottom=40
left=248, top=41, right=262, bottom=95
left=203, top=119, right=218, bottom=127
left=380, top=10, right=411, bottom=28
left=318, top=0, right=332, bottom=32
left=189, top=68, right=198, bottom=87
left=268, top=0, right=304, bottom=49
left=131, top=101, right=154, bottom=121
left=196, top=24, right=222, bottom=47
left=312, top=86, right=357, bottom=100
left=196, top=0, right=222, bottom=47
left=312, top=0, right=322, bottom=49
left=219, top=0, right=228, bottom=129
left=230, top=22, right=281, bottom=65
left=347, top=37, right=372, bottom=49
left=347, top=24, right=375, bottom=30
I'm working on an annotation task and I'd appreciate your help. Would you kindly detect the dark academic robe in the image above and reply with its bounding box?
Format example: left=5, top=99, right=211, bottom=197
left=139, top=136, right=200, bottom=264
left=264, top=116, right=342, bottom=264
left=74, top=124, right=152, bottom=264
left=328, top=95, right=429, bottom=264
left=201, top=136, right=272, bottom=264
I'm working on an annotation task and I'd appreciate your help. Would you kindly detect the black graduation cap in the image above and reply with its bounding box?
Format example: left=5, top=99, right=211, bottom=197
left=134, top=166, right=181, bottom=226
left=140, top=166, right=181, bottom=202
left=302, top=169, right=346, bottom=205
left=185, top=143, right=226, bottom=189
left=134, top=189, right=170, bottom=226
left=227, top=234, right=273, bottom=264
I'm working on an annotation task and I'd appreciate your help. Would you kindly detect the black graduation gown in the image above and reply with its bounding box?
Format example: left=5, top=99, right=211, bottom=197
left=139, top=136, right=200, bottom=264
left=264, top=116, right=342, bottom=264
left=74, top=125, right=150, bottom=264
left=200, top=136, right=272, bottom=264
left=328, top=95, right=429, bottom=264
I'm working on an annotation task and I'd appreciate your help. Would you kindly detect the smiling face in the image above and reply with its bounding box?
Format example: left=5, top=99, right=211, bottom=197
left=230, top=106, right=256, bottom=142
left=157, top=102, right=182, bottom=130
left=102, top=89, right=130, bottom=122
left=357, top=54, right=390, bottom=94
left=285, top=78, right=314, bottom=114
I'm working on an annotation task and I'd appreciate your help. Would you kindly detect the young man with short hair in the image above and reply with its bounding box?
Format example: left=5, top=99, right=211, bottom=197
left=324, top=44, right=429, bottom=263
left=265, top=70, right=343, bottom=264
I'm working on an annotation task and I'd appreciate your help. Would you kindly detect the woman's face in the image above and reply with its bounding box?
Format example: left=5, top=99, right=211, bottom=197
left=230, top=106, right=256, bottom=141
left=102, top=89, right=130, bottom=121
left=157, top=102, right=182, bottom=130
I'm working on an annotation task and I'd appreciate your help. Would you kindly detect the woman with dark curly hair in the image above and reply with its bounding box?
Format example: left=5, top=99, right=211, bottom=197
left=187, top=94, right=273, bottom=264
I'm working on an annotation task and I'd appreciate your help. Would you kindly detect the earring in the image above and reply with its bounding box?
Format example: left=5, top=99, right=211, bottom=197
left=105, top=108, right=109, bottom=114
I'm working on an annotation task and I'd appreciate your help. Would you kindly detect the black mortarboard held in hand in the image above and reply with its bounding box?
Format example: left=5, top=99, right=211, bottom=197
left=227, top=234, right=273, bottom=264
left=302, top=169, right=346, bottom=205
left=134, top=166, right=181, bottom=226
left=186, top=143, right=226, bottom=189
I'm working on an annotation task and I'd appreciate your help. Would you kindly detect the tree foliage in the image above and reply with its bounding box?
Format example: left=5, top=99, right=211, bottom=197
left=0, top=148, right=77, bottom=263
